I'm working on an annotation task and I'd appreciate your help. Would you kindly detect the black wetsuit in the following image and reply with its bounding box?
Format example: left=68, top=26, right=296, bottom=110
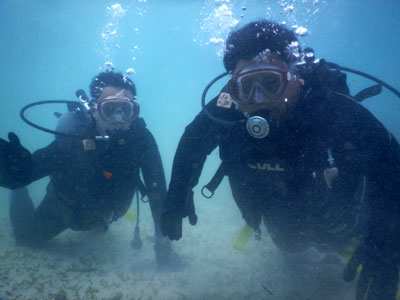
left=166, top=85, right=400, bottom=254
left=8, top=111, right=166, bottom=246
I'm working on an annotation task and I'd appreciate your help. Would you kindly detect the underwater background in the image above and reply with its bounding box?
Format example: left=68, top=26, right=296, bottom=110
left=0, top=0, right=399, bottom=299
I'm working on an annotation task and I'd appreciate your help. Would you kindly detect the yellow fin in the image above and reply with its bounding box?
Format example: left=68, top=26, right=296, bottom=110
left=338, top=237, right=360, bottom=261
left=124, top=210, right=137, bottom=222
left=234, top=224, right=254, bottom=251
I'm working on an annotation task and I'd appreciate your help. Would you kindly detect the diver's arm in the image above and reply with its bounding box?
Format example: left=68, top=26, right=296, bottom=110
left=343, top=122, right=400, bottom=299
left=29, top=141, right=65, bottom=182
left=0, top=111, right=89, bottom=190
left=165, top=104, right=225, bottom=217
left=21, top=140, right=65, bottom=186
left=161, top=96, right=240, bottom=240
left=363, top=128, right=400, bottom=243
left=138, top=127, right=168, bottom=237
left=24, top=111, right=88, bottom=186
left=335, top=93, right=400, bottom=297
left=331, top=92, right=400, bottom=236
left=160, top=112, right=220, bottom=240
left=0, top=132, right=32, bottom=189
left=0, top=133, right=60, bottom=189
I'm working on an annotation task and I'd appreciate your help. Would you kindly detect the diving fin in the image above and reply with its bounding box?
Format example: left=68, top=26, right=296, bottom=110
left=234, top=223, right=254, bottom=251
left=124, top=210, right=137, bottom=222
left=340, top=237, right=363, bottom=281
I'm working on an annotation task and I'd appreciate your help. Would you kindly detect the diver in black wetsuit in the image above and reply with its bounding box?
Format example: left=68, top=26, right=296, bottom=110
left=161, top=20, right=400, bottom=299
left=0, top=71, right=181, bottom=270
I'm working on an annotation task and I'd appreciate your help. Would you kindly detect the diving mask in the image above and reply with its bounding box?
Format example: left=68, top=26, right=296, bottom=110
left=227, top=64, right=290, bottom=105
left=97, top=95, right=139, bottom=122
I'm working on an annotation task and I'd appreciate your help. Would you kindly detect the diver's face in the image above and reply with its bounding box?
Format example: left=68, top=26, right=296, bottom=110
left=231, top=52, right=302, bottom=119
left=93, top=87, right=137, bottom=135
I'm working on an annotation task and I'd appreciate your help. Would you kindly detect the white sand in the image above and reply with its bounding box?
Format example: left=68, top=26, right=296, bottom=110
left=0, top=182, right=357, bottom=300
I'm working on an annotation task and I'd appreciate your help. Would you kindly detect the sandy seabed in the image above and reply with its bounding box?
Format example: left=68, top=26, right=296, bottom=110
left=0, top=185, right=357, bottom=300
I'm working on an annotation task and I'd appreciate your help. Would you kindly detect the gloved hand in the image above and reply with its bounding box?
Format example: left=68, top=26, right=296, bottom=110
left=343, top=238, right=399, bottom=300
left=161, top=190, right=197, bottom=240
left=161, top=210, right=184, bottom=240
left=0, top=132, right=31, bottom=189
left=154, top=237, right=185, bottom=271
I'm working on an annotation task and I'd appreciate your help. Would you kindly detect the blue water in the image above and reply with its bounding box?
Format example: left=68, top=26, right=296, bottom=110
left=0, top=1, right=399, bottom=299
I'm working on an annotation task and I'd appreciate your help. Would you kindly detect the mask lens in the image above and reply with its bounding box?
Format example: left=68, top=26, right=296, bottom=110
left=256, top=71, right=283, bottom=94
left=120, top=102, right=133, bottom=118
left=237, top=75, right=254, bottom=98
left=102, top=101, right=118, bottom=118
left=229, top=67, right=287, bottom=104
left=99, top=98, right=135, bottom=120
left=238, top=71, right=284, bottom=99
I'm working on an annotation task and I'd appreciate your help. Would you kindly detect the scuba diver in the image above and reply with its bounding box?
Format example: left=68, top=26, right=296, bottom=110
left=161, top=20, right=400, bottom=299
left=0, top=71, right=181, bottom=270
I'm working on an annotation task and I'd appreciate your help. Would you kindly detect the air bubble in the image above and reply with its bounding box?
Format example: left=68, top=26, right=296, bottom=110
left=284, top=5, right=294, bottom=12
left=295, top=26, right=308, bottom=37
left=126, top=68, right=136, bottom=75
left=107, top=3, right=126, bottom=18
left=210, top=37, right=225, bottom=45
left=104, top=61, right=114, bottom=70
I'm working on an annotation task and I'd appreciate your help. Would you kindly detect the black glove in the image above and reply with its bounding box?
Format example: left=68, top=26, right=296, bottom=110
left=0, top=132, right=31, bottom=189
left=161, top=210, right=184, bottom=240
left=161, top=190, right=197, bottom=240
left=343, top=238, right=399, bottom=300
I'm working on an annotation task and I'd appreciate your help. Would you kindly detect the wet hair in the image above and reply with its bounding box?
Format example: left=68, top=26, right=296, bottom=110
left=89, top=71, right=137, bottom=101
left=223, top=20, right=299, bottom=73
